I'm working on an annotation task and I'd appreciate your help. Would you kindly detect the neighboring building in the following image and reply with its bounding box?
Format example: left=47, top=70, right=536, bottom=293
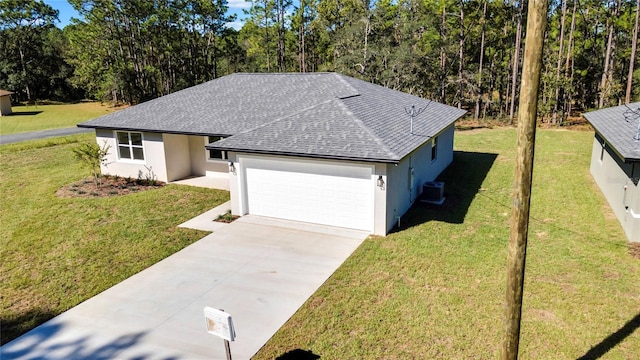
left=0, top=90, right=13, bottom=116
left=78, top=73, right=466, bottom=235
left=584, top=102, right=640, bottom=242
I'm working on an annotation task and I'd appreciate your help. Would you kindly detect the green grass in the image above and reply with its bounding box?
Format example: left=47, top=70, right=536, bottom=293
left=253, top=128, right=640, bottom=359
left=0, top=102, right=115, bottom=135
left=0, top=134, right=229, bottom=344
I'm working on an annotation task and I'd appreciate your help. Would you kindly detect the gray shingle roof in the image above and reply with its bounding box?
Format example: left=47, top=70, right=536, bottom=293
left=79, top=73, right=466, bottom=162
left=583, top=102, right=640, bottom=162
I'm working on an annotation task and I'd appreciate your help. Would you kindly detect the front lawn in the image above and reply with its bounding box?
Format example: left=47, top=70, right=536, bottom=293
left=253, top=128, right=640, bottom=359
left=0, top=134, right=229, bottom=344
left=0, top=102, right=115, bottom=135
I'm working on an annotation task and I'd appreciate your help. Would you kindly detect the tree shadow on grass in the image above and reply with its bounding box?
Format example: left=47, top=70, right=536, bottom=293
left=577, top=313, right=640, bottom=360
left=6, top=111, right=43, bottom=116
left=1, top=307, right=59, bottom=346
left=390, top=151, right=498, bottom=233
left=276, top=348, right=321, bottom=359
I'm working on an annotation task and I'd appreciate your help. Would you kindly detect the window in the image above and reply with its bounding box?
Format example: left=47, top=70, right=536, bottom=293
left=206, top=136, right=227, bottom=160
left=116, top=131, right=144, bottom=161
left=431, top=137, right=438, bottom=162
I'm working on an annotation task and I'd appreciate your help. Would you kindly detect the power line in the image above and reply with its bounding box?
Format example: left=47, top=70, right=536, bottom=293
left=623, top=105, right=640, bottom=141
left=404, top=101, right=431, bottom=135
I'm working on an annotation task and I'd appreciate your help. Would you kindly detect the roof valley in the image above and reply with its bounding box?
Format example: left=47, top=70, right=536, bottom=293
left=334, top=99, right=400, bottom=160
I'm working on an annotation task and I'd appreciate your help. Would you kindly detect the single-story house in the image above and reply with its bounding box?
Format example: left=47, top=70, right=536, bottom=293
left=78, top=73, right=466, bottom=235
left=0, top=90, right=13, bottom=116
left=584, top=102, right=640, bottom=242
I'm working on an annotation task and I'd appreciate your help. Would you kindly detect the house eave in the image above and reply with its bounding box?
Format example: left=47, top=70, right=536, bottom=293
left=209, top=146, right=400, bottom=164
left=594, top=131, right=640, bottom=164
left=76, top=124, right=231, bottom=137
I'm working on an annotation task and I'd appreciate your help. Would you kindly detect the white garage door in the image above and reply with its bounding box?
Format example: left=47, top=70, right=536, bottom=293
left=242, top=157, right=374, bottom=231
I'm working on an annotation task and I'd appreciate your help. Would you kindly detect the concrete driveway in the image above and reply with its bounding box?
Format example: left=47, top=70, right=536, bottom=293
left=1, top=215, right=368, bottom=360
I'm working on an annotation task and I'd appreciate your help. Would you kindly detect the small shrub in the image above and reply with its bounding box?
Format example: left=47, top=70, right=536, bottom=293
left=137, top=166, right=158, bottom=186
left=215, top=210, right=237, bottom=223
left=72, top=141, right=111, bottom=187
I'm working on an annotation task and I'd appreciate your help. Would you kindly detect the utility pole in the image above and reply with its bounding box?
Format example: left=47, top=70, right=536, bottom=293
left=502, top=0, right=548, bottom=358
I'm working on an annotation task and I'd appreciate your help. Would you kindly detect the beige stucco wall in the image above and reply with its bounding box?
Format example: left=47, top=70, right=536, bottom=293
left=0, top=96, right=12, bottom=115
left=590, top=136, right=640, bottom=242
left=163, top=133, right=191, bottom=181
left=96, top=129, right=169, bottom=182
left=95, top=131, right=230, bottom=183
left=188, top=136, right=229, bottom=176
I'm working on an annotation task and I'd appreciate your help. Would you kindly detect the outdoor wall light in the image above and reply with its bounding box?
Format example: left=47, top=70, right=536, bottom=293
left=377, top=175, right=385, bottom=189
left=228, top=161, right=235, bottom=173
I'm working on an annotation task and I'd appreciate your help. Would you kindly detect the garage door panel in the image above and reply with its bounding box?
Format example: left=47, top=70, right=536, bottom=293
left=243, top=159, right=373, bottom=231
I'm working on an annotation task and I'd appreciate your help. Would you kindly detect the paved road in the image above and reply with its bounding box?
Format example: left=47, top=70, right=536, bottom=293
left=1, top=215, right=368, bottom=360
left=0, top=127, right=92, bottom=145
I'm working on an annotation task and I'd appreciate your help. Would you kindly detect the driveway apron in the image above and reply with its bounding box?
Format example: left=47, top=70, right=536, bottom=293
left=1, top=215, right=368, bottom=360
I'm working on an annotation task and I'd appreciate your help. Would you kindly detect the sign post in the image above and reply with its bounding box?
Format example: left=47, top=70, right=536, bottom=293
left=204, top=307, right=236, bottom=360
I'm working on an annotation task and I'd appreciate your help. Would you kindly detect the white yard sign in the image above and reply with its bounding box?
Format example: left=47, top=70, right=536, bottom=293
left=203, top=307, right=236, bottom=341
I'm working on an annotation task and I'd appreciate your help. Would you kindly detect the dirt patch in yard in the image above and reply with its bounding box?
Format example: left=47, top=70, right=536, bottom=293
left=57, top=176, right=165, bottom=198
left=455, top=116, right=593, bottom=132
left=629, top=242, right=640, bottom=260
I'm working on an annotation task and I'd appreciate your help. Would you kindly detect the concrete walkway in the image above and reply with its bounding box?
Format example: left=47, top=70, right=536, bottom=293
left=177, top=201, right=231, bottom=232
left=171, top=174, right=230, bottom=191
left=1, top=214, right=368, bottom=360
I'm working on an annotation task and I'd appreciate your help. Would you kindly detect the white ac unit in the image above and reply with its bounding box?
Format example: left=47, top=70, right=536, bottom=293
left=422, top=181, right=445, bottom=204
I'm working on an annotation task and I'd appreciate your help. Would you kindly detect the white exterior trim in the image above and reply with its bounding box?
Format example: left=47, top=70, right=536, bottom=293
left=114, top=130, right=146, bottom=163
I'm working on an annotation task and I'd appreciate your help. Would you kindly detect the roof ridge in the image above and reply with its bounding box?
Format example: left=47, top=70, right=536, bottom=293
left=332, top=73, right=361, bottom=99
left=231, top=72, right=336, bottom=76
left=334, top=99, right=399, bottom=159
left=222, top=99, right=338, bottom=139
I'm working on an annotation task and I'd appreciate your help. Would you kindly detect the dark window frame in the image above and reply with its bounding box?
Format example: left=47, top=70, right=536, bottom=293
left=431, top=137, right=438, bottom=162
left=206, top=136, right=227, bottom=161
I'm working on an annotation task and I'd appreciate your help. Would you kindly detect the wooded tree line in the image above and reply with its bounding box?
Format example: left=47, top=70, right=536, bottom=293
left=1, top=0, right=638, bottom=123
